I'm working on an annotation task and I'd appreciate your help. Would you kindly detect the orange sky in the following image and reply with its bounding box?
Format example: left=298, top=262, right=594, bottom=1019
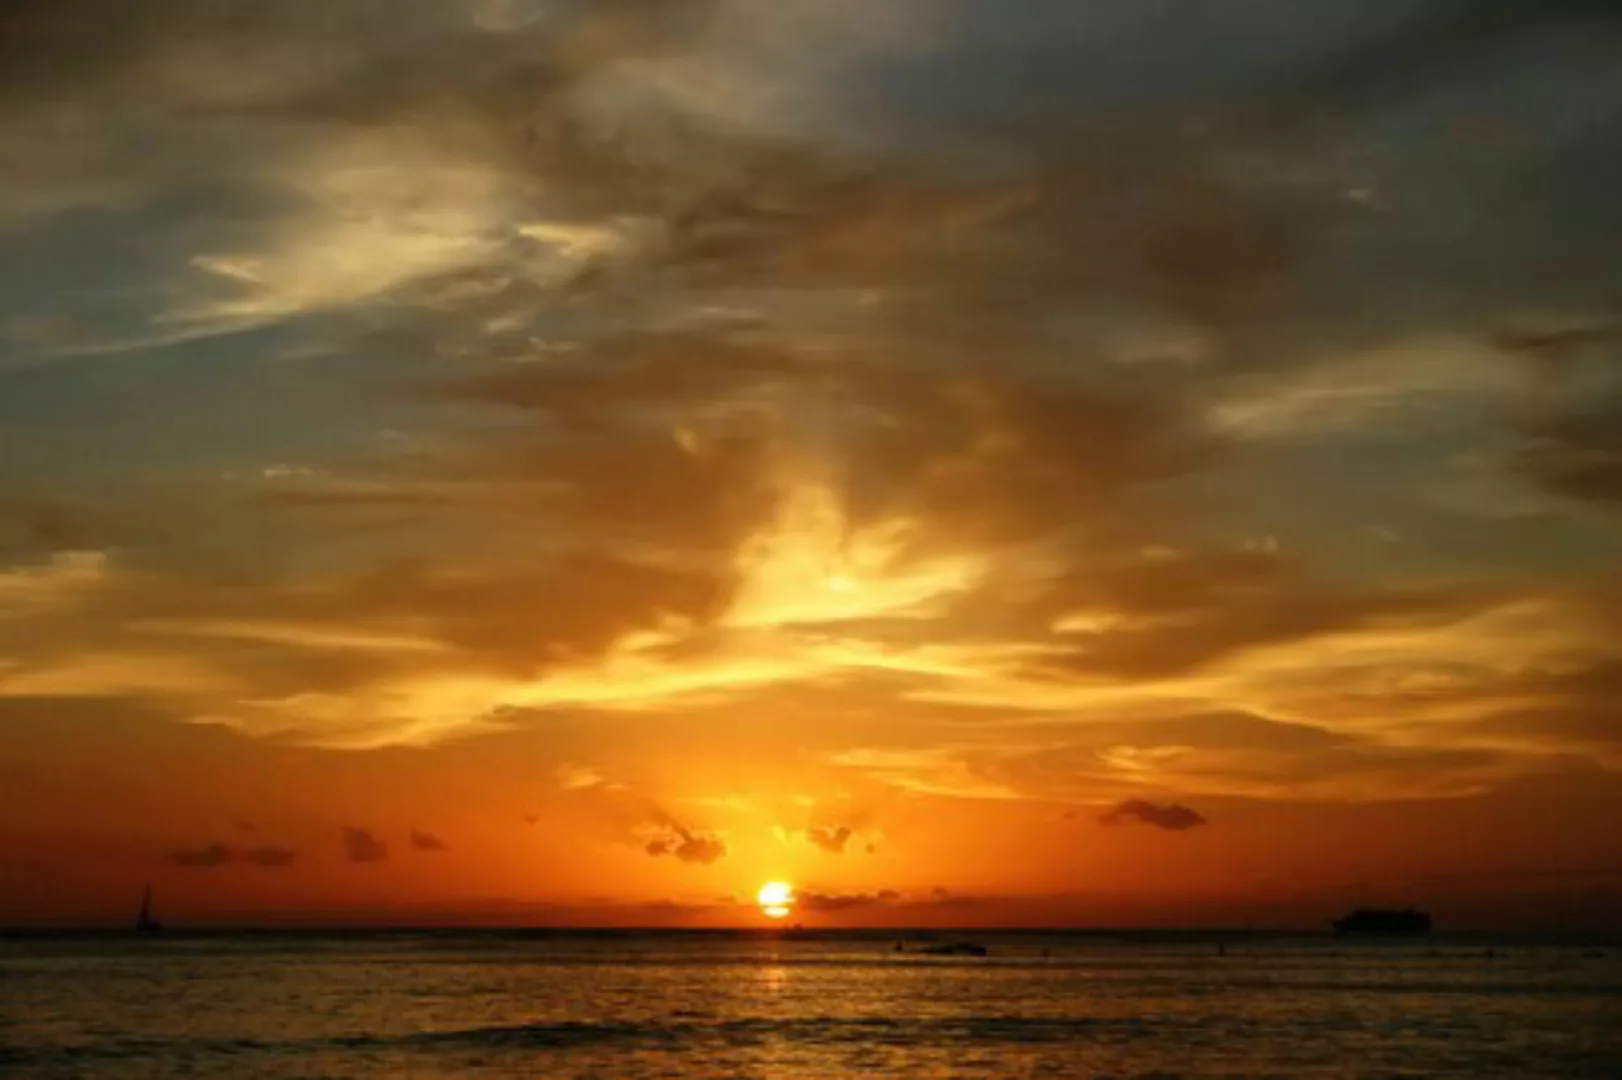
left=2, top=1, right=1622, bottom=930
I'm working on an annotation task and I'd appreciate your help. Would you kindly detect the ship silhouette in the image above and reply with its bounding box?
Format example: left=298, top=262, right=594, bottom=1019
left=1332, top=907, right=1430, bottom=935
left=134, top=884, right=163, bottom=933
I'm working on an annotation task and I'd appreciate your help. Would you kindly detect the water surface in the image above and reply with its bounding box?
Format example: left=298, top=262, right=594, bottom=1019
left=2, top=931, right=1617, bottom=1078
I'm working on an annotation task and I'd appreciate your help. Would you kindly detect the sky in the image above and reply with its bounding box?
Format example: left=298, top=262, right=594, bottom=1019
left=2, top=0, right=1621, bottom=930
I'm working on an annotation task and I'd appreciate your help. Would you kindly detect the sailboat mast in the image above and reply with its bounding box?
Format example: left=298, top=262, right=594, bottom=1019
left=135, top=884, right=162, bottom=931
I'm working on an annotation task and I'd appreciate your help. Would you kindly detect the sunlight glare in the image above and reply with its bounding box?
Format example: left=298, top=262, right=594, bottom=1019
left=757, top=880, right=795, bottom=919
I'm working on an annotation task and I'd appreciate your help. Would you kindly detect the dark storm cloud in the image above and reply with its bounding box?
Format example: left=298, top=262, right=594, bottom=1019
left=1099, top=800, right=1208, bottom=832
left=341, top=826, right=388, bottom=864
left=409, top=829, right=449, bottom=853
left=806, top=825, right=853, bottom=854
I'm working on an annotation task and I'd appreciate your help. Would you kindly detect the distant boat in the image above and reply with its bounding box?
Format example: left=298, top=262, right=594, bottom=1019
left=1332, top=908, right=1431, bottom=935
left=134, top=884, right=163, bottom=933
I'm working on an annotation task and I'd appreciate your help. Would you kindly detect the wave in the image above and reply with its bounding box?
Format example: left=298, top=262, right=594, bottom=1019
left=3, top=1014, right=1186, bottom=1066
left=388, top=1013, right=1182, bottom=1051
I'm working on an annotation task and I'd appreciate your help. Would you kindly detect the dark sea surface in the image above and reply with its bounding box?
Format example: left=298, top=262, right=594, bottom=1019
left=2, top=930, right=1619, bottom=1078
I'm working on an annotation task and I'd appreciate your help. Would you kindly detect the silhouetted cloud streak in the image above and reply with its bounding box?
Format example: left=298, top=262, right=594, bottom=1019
left=1100, top=800, right=1208, bottom=832
left=167, top=841, right=297, bottom=868
left=807, top=825, right=854, bottom=854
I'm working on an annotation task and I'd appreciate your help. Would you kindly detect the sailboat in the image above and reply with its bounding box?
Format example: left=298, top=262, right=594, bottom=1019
left=135, top=884, right=163, bottom=933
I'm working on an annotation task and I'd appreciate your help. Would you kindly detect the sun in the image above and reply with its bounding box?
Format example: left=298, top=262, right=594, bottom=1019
left=757, top=880, right=795, bottom=919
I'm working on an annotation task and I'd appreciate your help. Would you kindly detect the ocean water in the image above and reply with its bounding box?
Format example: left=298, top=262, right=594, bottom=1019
left=1, top=931, right=1618, bottom=1078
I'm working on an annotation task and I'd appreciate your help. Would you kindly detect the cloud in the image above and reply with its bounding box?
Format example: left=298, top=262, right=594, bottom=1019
left=1517, top=404, right=1622, bottom=510
left=1099, top=800, right=1208, bottom=832
left=1, top=0, right=1620, bottom=831
left=168, top=841, right=232, bottom=868
left=645, top=830, right=726, bottom=865
left=167, top=841, right=296, bottom=868
left=1207, top=336, right=1528, bottom=441
left=0, top=546, right=739, bottom=747
left=797, top=888, right=901, bottom=912
left=1018, top=546, right=1488, bottom=683
left=827, top=702, right=1554, bottom=806
left=806, top=825, right=854, bottom=854
left=409, top=829, right=450, bottom=853
left=341, top=826, right=388, bottom=864
left=561, top=771, right=728, bottom=864
left=0, top=0, right=742, bottom=344
left=0, top=498, right=104, bottom=557
left=243, top=845, right=298, bottom=868
left=0, top=551, right=111, bottom=616
left=1291, top=0, right=1622, bottom=117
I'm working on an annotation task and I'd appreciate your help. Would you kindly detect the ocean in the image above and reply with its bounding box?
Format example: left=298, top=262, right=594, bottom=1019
left=1, top=931, right=1617, bottom=1078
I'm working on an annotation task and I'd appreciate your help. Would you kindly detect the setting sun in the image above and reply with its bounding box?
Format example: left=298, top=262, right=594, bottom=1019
left=757, top=881, right=795, bottom=920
